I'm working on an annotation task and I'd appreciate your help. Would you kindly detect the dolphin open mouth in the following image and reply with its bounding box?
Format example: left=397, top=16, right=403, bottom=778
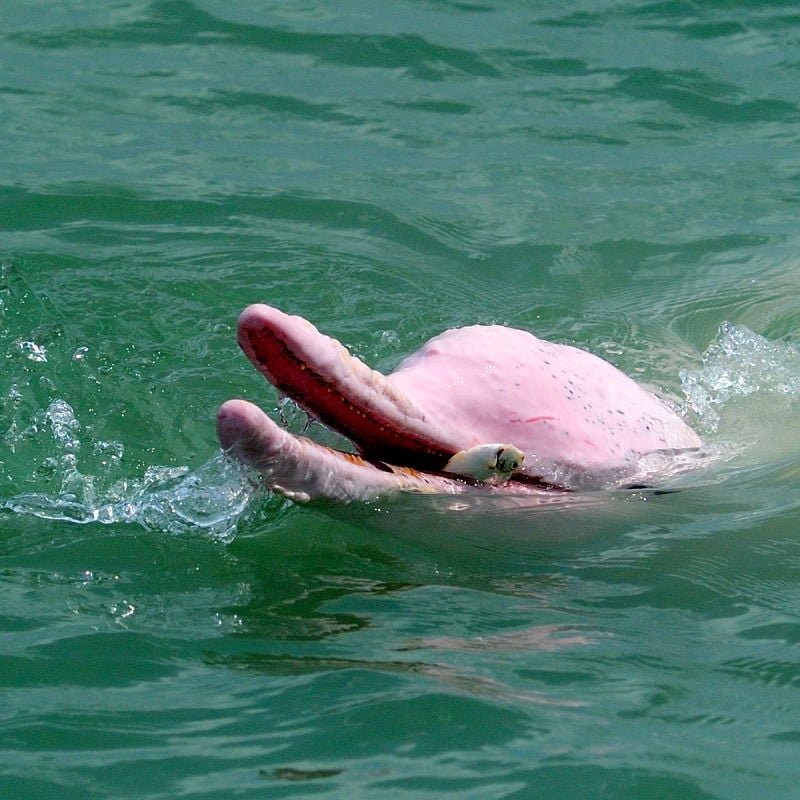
left=217, top=304, right=702, bottom=504
left=217, top=304, right=483, bottom=503
left=232, top=304, right=458, bottom=472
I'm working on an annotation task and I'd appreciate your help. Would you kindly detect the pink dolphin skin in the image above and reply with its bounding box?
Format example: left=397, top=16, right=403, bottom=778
left=217, top=305, right=702, bottom=503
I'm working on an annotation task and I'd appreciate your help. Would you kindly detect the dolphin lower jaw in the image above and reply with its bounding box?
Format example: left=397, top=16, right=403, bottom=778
left=216, top=398, right=468, bottom=503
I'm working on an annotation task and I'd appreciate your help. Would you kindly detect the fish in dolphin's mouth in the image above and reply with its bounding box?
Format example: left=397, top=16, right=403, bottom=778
left=217, top=304, right=701, bottom=504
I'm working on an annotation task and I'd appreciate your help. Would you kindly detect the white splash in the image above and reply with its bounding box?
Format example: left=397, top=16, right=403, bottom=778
left=2, top=398, right=262, bottom=542
left=17, top=340, right=48, bottom=362
left=680, top=321, right=800, bottom=433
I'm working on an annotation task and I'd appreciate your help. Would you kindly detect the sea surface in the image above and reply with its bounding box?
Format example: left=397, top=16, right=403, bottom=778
left=2, top=1, right=800, bottom=798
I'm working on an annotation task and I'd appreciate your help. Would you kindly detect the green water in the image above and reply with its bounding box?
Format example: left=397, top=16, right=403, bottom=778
left=3, top=1, right=800, bottom=798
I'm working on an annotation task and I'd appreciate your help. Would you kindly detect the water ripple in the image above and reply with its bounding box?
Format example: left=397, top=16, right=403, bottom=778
left=9, top=0, right=501, bottom=80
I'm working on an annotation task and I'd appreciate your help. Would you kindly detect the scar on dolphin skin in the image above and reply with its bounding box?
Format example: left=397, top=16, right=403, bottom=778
left=218, top=305, right=702, bottom=503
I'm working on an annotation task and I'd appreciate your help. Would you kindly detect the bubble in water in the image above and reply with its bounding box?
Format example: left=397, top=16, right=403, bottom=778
left=380, top=330, right=399, bottom=347
left=18, top=340, right=47, bottom=362
left=93, top=439, right=124, bottom=466
left=45, top=399, right=81, bottom=451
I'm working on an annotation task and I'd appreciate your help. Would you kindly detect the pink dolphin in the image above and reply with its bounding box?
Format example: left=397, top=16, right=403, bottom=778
left=217, top=305, right=701, bottom=503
